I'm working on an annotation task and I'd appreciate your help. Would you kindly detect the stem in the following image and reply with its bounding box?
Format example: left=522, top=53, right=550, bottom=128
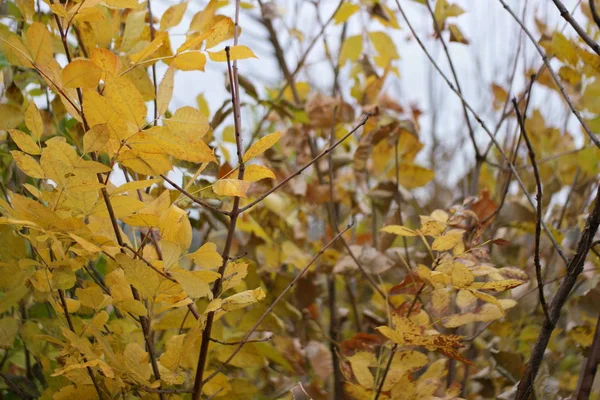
left=192, top=35, right=245, bottom=399
left=512, top=98, right=550, bottom=322
left=516, top=185, right=600, bottom=399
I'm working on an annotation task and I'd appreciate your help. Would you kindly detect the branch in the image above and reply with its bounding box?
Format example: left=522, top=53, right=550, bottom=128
left=499, top=0, right=600, bottom=149
left=590, top=0, right=600, bottom=30
left=516, top=185, right=600, bottom=399
left=392, top=0, right=569, bottom=266
left=192, top=35, right=246, bottom=400
left=512, top=98, right=550, bottom=322
left=575, top=308, right=600, bottom=399
left=201, top=225, right=353, bottom=387
left=551, top=0, right=600, bottom=55
left=209, top=336, right=272, bottom=345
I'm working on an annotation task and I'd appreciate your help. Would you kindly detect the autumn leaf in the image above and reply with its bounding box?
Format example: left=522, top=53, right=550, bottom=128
left=242, top=131, right=281, bottom=162
left=208, top=45, right=258, bottom=62
left=213, top=179, right=250, bottom=198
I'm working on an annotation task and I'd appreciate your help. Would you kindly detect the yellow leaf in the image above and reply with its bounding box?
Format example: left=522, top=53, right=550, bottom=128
left=83, top=124, right=110, bottom=153
left=339, top=35, right=363, bottom=66
left=83, top=90, right=130, bottom=141
left=368, top=31, right=399, bottom=67
left=243, top=165, right=276, bottom=182
left=62, top=59, right=102, bottom=89
left=116, top=254, right=162, bottom=299
left=334, top=3, right=360, bottom=24
left=157, top=65, right=175, bottom=117
left=451, top=263, right=474, bottom=288
left=74, top=7, right=106, bottom=23
left=90, top=195, right=145, bottom=218
left=243, top=131, right=281, bottom=162
left=141, top=126, right=215, bottom=163
left=112, top=178, right=161, bottom=195
left=120, top=10, right=146, bottom=52
left=104, top=0, right=139, bottom=8
left=205, top=17, right=235, bottom=49
left=159, top=205, right=193, bottom=250
left=129, top=32, right=167, bottom=65
left=213, top=179, right=250, bottom=198
left=76, top=286, right=112, bottom=310
left=104, top=74, right=147, bottom=129
left=10, top=150, right=45, bottom=178
left=203, top=371, right=232, bottom=397
left=91, top=48, right=118, bottom=75
left=118, top=298, right=148, bottom=316
left=444, top=303, right=504, bottom=328
left=25, top=102, right=43, bottom=140
left=0, top=317, right=18, bottom=349
left=8, top=129, right=40, bottom=155
left=398, top=163, right=434, bottom=189
left=419, top=220, right=446, bottom=236
left=207, top=45, right=258, bottom=62
left=347, top=351, right=377, bottom=389
left=0, top=104, right=24, bottom=130
left=165, top=106, right=210, bottom=136
left=470, top=290, right=503, bottom=313
left=221, top=287, right=266, bottom=311
left=550, top=32, right=579, bottom=66
left=189, top=0, right=219, bottom=33
left=25, top=22, right=53, bottom=65
left=431, top=229, right=464, bottom=251
left=448, top=24, right=469, bottom=45
left=221, top=261, right=247, bottom=292
left=568, top=324, right=595, bottom=347
left=469, top=279, right=526, bottom=292
left=187, top=242, right=223, bottom=269
left=160, top=2, right=188, bottom=31
left=380, top=225, right=418, bottom=236
left=173, top=52, right=207, bottom=71
left=170, top=267, right=220, bottom=299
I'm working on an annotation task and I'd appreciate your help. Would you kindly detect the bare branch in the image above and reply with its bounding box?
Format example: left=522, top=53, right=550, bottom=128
left=517, top=185, right=600, bottom=399
left=512, top=98, right=550, bottom=322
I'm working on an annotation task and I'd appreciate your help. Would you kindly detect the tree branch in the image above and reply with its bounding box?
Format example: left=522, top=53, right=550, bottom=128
left=512, top=98, right=550, bottom=322
left=516, top=185, right=600, bottom=399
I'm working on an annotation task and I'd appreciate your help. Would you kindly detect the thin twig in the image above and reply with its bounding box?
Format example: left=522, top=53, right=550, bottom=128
left=517, top=185, right=600, bottom=399
left=512, top=98, right=550, bottom=322
left=209, top=336, right=272, bottom=346
left=575, top=307, right=600, bottom=399
left=590, top=0, right=600, bottom=30
left=192, top=39, right=246, bottom=400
